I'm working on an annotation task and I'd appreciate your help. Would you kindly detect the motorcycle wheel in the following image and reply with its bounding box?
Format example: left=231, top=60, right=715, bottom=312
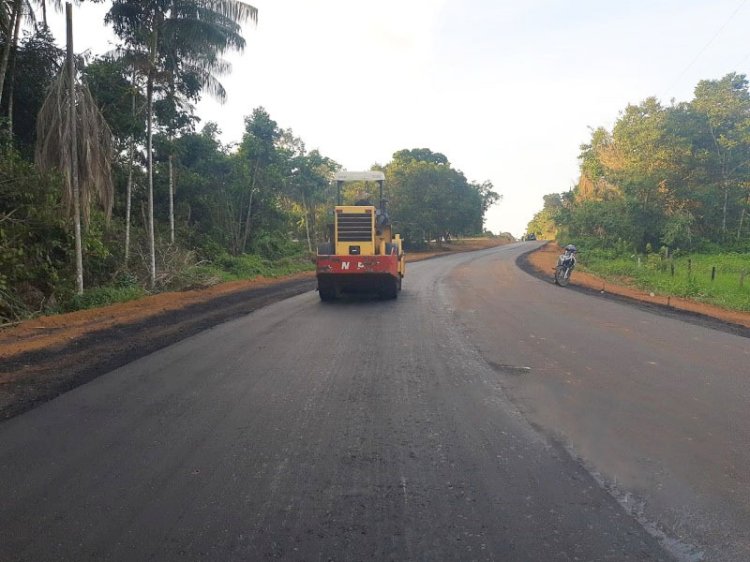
left=554, top=265, right=571, bottom=287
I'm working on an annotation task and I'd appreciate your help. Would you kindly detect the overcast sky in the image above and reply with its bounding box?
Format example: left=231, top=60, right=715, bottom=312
left=49, top=0, right=750, bottom=237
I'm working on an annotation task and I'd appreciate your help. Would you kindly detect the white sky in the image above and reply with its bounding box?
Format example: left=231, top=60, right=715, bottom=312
left=48, top=0, right=750, bottom=237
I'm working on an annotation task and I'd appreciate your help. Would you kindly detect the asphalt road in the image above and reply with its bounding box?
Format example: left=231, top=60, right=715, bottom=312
left=3, top=242, right=742, bottom=561
left=449, top=243, right=749, bottom=562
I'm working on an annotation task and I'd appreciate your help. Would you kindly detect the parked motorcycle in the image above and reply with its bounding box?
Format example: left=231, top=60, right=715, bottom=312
left=554, top=244, right=577, bottom=286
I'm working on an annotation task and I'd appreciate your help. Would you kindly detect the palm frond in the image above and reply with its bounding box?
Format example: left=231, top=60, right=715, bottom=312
left=182, top=52, right=231, bottom=76
left=77, top=80, right=115, bottom=223
left=35, top=64, right=115, bottom=224
left=193, top=6, right=243, bottom=36
left=162, top=16, right=245, bottom=54
left=182, top=64, right=226, bottom=102
left=103, top=46, right=152, bottom=72
left=36, top=0, right=77, bottom=16
left=201, top=0, right=257, bottom=25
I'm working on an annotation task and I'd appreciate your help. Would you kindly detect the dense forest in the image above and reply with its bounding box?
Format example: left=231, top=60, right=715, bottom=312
left=0, top=1, right=498, bottom=323
left=528, top=72, right=750, bottom=255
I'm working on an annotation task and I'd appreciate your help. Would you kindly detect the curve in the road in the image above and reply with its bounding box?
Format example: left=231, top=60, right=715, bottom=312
left=449, top=243, right=749, bottom=562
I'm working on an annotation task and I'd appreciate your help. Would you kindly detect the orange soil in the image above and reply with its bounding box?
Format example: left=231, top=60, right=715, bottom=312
left=0, top=238, right=508, bottom=360
left=527, top=242, right=750, bottom=329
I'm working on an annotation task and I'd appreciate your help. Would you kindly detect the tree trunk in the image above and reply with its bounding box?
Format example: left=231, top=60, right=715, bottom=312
left=5, top=3, right=21, bottom=139
left=66, top=4, right=83, bottom=295
left=167, top=1, right=178, bottom=245
left=169, top=152, right=175, bottom=244
left=125, top=136, right=134, bottom=265
left=146, top=32, right=157, bottom=289
left=302, top=192, right=312, bottom=253
left=0, top=1, right=20, bottom=109
left=240, top=159, right=259, bottom=253
left=227, top=196, right=240, bottom=255
left=0, top=2, right=8, bottom=34
left=124, top=70, right=136, bottom=266
left=738, top=193, right=750, bottom=241
left=240, top=189, right=254, bottom=254
left=707, top=121, right=729, bottom=236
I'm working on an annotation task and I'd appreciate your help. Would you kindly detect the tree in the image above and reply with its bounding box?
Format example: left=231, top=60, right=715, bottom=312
left=234, top=106, right=280, bottom=255
left=163, top=122, right=232, bottom=253
left=527, top=193, right=562, bottom=240
left=0, top=25, right=62, bottom=154
left=35, top=3, right=114, bottom=293
left=1, top=1, right=88, bottom=121
left=0, top=1, right=25, bottom=113
left=392, top=148, right=448, bottom=166
left=278, top=134, right=337, bottom=252
left=106, top=0, right=258, bottom=286
left=691, top=73, right=750, bottom=237
left=385, top=148, right=499, bottom=245
left=83, top=54, right=148, bottom=265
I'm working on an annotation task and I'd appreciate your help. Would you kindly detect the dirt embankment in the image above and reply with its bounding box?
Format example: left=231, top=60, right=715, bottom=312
left=523, top=242, right=750, bottom=330
left=0, top=238, right=508, bottom=421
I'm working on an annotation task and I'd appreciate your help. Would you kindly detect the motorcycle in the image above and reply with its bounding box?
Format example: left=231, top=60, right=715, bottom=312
left=554, top=245, right=577, bottom=286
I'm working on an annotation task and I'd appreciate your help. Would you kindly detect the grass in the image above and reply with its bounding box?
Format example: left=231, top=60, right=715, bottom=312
left=579, top=250, right=750, bottom=311
left=60, top=252, right=314, bottom=314
left=66, top=285, right=147, bottom=312
left=199, top=252, right=314, bottom=282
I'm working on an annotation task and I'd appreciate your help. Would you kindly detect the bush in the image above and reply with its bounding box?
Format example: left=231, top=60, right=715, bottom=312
left=249, top=234, right=306, bottom=260
left=0, top=148, right=74, bottom=320
left=216, top=253, right=271, bottom=278
left=66, top=285, right=146, bottom=312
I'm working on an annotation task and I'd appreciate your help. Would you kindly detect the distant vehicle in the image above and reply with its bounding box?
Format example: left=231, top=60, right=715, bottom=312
left=525, top=233, right=537, bottom=241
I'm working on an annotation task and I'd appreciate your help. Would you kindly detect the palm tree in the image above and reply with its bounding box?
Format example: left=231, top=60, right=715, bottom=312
left=107, top=0, right=257, bottom=288
left=1, top=1, right=81, bottom=139
left=35, top=3, right=114, bottom=294
left=0, top=1, right=29, bottom=112
left=35, top=0, right=63, bottom=27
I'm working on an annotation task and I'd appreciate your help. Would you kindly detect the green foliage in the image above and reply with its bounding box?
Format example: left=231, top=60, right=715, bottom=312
left=215, top=253, right=273, bottom=278
left=527, top=193, right=562, bottom=239
left=66, top=285, right=146, bottom=312
left=579, top=249, right=750, bottom=311
left=0, top=148, right=73, bottom=320
left=1, top=27, right=64, bottom=157
left=250, top=234, right=306, bottom=260
left=208, top=250, right=313, bottom=282
left=538, top=72, right=750, bottom=254
left=385, top=148, right=500, bottom=244
left=82, top=56, right=147, bottom=147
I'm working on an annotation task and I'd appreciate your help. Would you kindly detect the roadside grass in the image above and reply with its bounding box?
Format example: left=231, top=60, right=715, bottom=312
left=197, top=253, right=314, bottom=283
left=579, top=250, right=750, bottom=311
left=59, top=252, right=314, bottom=315
left=67, top=285, right=147, bottom=312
